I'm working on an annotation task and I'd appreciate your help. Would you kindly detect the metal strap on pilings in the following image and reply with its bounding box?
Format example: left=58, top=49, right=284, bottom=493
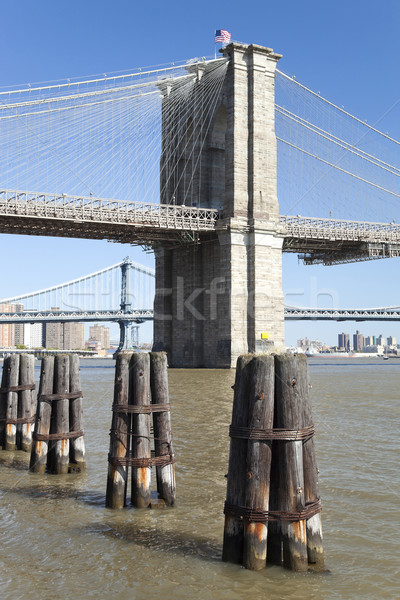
left=107, top=452, right=175, bottom=468
left=224, top=498, right=322, bottom=523
left=38, top=391, right=83, bottom=403
left=0, top=383, right=35, bottom=393
left=112, top=403, right=171, bottom=414
left=32, top=429, right=84, bottom=442
left=0, top=415, right=35, bottom=424
left=229, top=424, right=315, bottom=442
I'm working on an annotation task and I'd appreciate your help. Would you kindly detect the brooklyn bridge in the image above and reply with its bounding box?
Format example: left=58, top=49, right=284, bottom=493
left=1, top=43, right=399, bottom=366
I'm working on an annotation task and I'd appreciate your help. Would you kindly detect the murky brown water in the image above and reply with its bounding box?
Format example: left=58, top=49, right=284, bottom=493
left=0, top=357, right=399, bottom=599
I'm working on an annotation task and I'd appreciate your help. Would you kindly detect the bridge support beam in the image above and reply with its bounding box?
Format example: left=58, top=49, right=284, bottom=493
left=154, top=43, right=285, bottom=367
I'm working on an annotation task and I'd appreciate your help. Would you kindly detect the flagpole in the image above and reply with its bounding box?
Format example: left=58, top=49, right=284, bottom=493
left=214, top=31, right=217, bottom=59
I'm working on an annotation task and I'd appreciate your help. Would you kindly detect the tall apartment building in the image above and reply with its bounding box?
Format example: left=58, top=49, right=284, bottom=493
left=338, top=332, right=350, bottom=350
left=14, top=303, right=25, bottom=345
left=24, top=323, right=43, bottom=348
left=88, top=324, right=110, bottom=349
left=387, top=336, right=397, bottom=346
left=0, top=303, right=15, bottom=347
left=44, top=309, right=85, bottom=350
left=376, top=334, right=385, bottom=346
left=63, top=322, right=85, bottom=350
left=353, top=330, right=365, bottom=352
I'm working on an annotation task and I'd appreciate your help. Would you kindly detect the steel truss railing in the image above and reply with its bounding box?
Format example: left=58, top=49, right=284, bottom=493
left=0, top=190, right=219, bottom=232
left=280, top=215, right=400, bottom=243
left=285, top=306, right=400, bottom=321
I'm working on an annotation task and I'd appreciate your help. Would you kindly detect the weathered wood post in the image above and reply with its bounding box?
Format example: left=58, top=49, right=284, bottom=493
left=130, top=353, right=151, bottom=508
left=222, top=355, right=253, bottom=564
left=301, top=362, right=324, bottom=568
left=18, top=354, right=36, bottom=452
left=106, top=351, right=176, bottom=509
left=274, top=354, right=308, bottom=572
left=69, top=354, right=86, bottom=470
left=106, top=351, right=131, bottom=509
left=223, top=352, right=323, bottom=572
left=0, top=354, right=36, bottom=452
left=149, top=352, right=176, bottom=506
left=243, top=355, right=275, bottom=570
left=48, top=354, right=70, bottom=474
left=30, top=353, right=85, bottom=474
left=30, top=356, right=54, bottom=472
left=2, top=355, right=19, bottom=451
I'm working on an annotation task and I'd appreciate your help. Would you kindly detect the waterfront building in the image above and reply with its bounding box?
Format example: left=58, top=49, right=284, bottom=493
left=23, top=322, right=43, bottom=348
left=44, top=308, right=84, bottom=349
left=338, top=332, right=350, bottom=351
left=63, top=322, right=85, bottom=350
left=0, top=303, right=14, bottom=347
left=376, top=334, right=385, bottom=347
left=387, top=336, right=397, bottom=347
left=88, top=324, right=110, bottom=349
left=14, top=303, right=25, bottom=345
left=353, top=330, right=365, bottom=352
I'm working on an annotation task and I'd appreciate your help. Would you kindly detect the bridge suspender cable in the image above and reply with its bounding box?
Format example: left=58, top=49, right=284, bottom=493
left=276, top=69, right=400, bottom=147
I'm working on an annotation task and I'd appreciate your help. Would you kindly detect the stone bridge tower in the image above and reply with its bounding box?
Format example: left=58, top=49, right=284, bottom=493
left=153, top=43, right=285, bottom=367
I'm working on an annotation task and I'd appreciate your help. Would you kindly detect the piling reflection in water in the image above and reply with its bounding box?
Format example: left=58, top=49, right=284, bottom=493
left=0, top=357, right=398, bottom=600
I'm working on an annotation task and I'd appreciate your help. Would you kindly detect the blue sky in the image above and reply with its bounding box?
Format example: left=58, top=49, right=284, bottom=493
left=1, top=0, right=400, bottom=345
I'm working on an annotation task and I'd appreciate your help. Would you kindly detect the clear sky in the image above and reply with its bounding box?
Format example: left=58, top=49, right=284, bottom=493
left=1, top=0, right=400, bottom=346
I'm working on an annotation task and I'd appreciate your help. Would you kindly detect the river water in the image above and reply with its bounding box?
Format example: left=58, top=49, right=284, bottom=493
left=0, top=357, right=398, bottom=599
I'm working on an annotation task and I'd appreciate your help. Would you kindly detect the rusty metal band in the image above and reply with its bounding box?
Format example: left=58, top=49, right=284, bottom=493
left=107, top=452, right=175, bottom=468
left=32, top=429, right=84, bottom=441
left=229, top=424, right=315, bottom=441
left=224, top=498, right=321, bottom=523
left=38, top=392, right=83, bottom=403
left=0, top=415, right=35, bottom=424
left=0, top=383, right=36, bottom=393
left=112, top=403, right=171, bottom=414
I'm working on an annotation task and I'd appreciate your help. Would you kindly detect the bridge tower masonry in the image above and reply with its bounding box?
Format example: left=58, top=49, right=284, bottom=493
left=153, top=43, right=285, bottom=367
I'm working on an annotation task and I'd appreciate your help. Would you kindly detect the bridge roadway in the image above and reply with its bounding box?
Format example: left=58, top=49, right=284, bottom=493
left=1, top=306, right=400, bottom=324
left=1, top=190, right=400, bottom=261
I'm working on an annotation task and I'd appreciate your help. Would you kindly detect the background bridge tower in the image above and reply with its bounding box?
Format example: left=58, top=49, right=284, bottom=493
left=154, top=43, right=284, bottom=367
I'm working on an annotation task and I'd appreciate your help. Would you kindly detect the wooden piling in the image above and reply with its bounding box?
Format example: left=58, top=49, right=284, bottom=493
left=4, top=355, right=20, bottom=451
left=48, top=355, right=70, bottom=474
left=30, top=356, right=54, bottom=473
left=18, top=354, right=35, bottom=452
left=149, top=352, right=176, bottom=506
left=301, top=361, right=324, bottom=569
left=222, top=355, right=253, bottom=564
left=266, top=437, right=282, bottom=565
left=69, top=354, right=86, bottom=470
left=0, top=358, right=8, bottom=448
left=243, top=355, right=275, bottom=571
left=130, top=353, right=151, bottom=508
left=274, top=354, right=308, bottom=572
left=106, top=351, right=131, bottom=509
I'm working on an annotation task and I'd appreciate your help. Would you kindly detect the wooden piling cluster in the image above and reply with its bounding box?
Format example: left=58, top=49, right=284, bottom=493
left=222, top=353, right=324, bottom=571
left=0, top=354, right=36, bottom=452
left=29, top=354, right=86, bottom=474
left=106, top=351, right=176, bottom=509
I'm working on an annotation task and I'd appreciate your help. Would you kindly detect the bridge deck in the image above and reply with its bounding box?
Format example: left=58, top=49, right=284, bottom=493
left=0, top=190, right=219, bottom=246
left=1, top=190, right=400, bottom=261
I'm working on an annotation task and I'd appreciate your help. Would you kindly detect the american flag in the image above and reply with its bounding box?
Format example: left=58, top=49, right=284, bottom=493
left=215, top=29, right=231, bottom=44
